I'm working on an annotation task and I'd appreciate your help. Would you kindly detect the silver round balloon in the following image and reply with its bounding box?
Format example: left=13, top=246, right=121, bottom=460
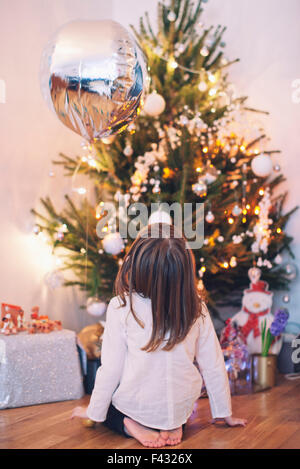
left=40, top=20, right=149, bottom=141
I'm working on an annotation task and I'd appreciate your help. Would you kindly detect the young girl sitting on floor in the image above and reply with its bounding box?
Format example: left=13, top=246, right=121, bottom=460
left=71, top=223, right=246, bottom=447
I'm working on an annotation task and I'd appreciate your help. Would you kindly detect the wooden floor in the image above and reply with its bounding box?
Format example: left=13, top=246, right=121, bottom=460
left=1, top=376, right=299, bottom=449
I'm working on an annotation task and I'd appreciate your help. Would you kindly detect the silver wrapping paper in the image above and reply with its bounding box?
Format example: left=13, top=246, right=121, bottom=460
left=0, top=329, right=84, bottom=409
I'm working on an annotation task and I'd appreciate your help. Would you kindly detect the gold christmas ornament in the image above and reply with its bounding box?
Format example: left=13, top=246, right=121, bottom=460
left=77, top=323, right=104, bottom=360
left=82, top=418, right=96, bottom=428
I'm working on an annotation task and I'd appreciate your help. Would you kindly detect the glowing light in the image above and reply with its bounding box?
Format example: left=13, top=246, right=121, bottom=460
left=208, top=88, right=217, bottom=96
left=259, top=188, right=265, bottom=196
left=254, top=206, right=260, bottom=215
left=163, top=167, right=175, bottom=178
left=81, top=156, right=88, bottom=162
left=201, top=266, right=206, bottom=273
left=208, top=73, right=217, bottom=83
left=277, top=227, right=282, bottom=234
left=88, top=159, right=97, bottom=168
left=228, top=217, right=234, bottom=224
left=203, top=147, right=208, bottom=153
left=169, top=59, right=178, bottom=69
left=242, top=209, right=247, bottom=215
left=240, top=145, right=246, bottom=151
left=196, top=167, right=202, bottom=173
left=230, top=256, right=237, bottom=268
left=198, top=81, right=207, bottom=92
left=246, top=204, right=251, bottom=210
left=77, top=187, right=87, bottom=195
left=55, top=257, right=63, bottom=267
left=223, top=261, right=229, bottom=269
left=254, top=149, right=260, bottom=155
left=242, top=217, right=247, bottom=223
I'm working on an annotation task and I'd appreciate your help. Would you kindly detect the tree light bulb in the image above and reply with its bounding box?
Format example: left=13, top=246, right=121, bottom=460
left=77, top=187, right=87, bottom=195
left=208, top=74, right=217, bottom=83
left=198, top=81, right=207, bottom=92
left=200, top=46, right=209, bottom=57
left=169, top=59, right=178, bottom=69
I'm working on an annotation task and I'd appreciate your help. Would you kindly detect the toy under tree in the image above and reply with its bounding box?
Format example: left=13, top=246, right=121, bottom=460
left=32, top=0, right=298, bottom=317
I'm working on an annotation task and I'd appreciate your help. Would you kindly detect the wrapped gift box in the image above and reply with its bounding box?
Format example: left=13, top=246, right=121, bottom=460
left=0, top=329, right=84, bottom=409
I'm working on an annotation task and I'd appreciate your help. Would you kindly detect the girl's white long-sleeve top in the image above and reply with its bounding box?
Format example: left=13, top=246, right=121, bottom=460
left=86, top=292, right=232, bottom=430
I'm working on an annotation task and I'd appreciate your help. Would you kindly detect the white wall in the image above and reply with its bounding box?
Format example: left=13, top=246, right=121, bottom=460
left=0, top=0, right=299, bottom=332
left=0, top=0, right=113, bottom=332
left=114, top=0, right=300, bottom=324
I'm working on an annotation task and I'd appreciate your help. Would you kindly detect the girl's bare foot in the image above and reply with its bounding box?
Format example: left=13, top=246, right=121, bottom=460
left=124, top=417, right=167, bottom=448
left=160, top=426, right=183, bottom=446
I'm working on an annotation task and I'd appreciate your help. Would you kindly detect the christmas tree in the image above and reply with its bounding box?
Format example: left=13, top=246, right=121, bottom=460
left=32, top=0, right=297, bottom=316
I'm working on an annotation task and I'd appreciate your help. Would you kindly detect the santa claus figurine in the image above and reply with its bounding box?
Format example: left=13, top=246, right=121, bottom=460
left=231, top=268, right=282, bottom=355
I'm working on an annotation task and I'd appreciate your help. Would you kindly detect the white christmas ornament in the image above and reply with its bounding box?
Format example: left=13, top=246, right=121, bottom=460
left=203, top=165, right=218, bottom=184
left=232, top=204, right=242, bottom=217
left=205, top=211, right=215, bottom=223
left=143, top=92, right=166, bottom=117
left=148, top=210, right=172, bottom=225
left=44, top=270, right=64, bottom=289
left=102, top=232, right=125, bottom=255
left=86, top=297, right=107, bottom=317
left=251, top=153, right=273, bottom=177
left=167, top=10, right=176, bottom=21
left=192, top=179, right=207, bottom=197
left=123, top=145, right=133, bottom=157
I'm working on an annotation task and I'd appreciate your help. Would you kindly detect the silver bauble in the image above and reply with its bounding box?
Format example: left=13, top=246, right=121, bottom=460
left=232, top=204, right=242, bottom=217
left=282, top=262, right=298, bottom=281
left=205, top=211, right=215, bottom=223
left=86, top=297, right=107, bottom=317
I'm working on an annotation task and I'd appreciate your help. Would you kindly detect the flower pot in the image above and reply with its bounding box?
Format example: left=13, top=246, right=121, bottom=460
left=252, top=354, right=277, bottom=392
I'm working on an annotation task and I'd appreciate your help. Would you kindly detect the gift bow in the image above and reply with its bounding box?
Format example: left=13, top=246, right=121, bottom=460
left=242, top=307, right=269, bottom=338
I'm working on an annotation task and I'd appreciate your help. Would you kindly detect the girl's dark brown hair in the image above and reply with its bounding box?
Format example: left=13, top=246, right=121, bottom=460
left=115, top=223, right=204, bottom=352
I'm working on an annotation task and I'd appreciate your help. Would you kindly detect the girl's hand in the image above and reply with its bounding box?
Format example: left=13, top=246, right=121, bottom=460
left=224, top=416, right=247, bottom=427
left=70, top=406, right=88, bottom=420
